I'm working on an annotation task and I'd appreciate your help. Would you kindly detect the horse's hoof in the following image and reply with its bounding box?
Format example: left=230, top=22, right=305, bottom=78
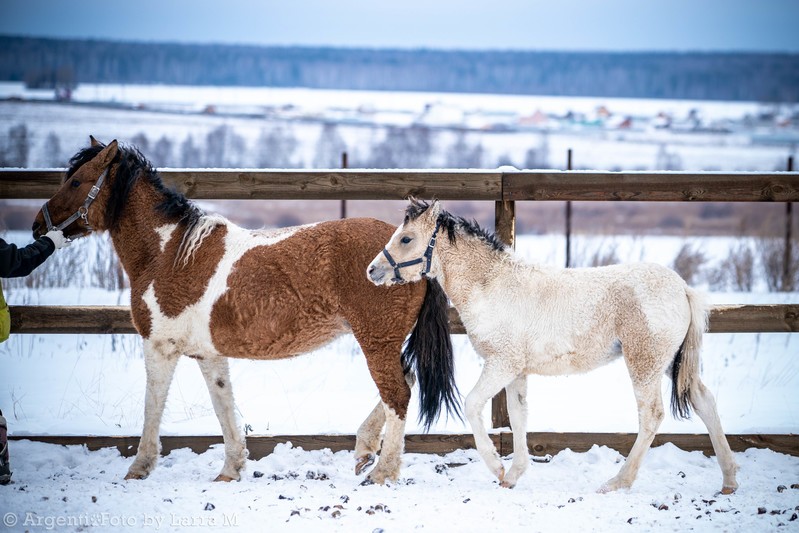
left=355, top=454, right=375, bottom=476
left=213, top=474, right=237, bottom=482
left=597, top=483, right=613, bottom=494
left=124, top=471, right=147, bottom=481
left=360, top=477, right=375, bottom=487
left=495, top=465, right=506, bottom=483
left=719, top=486, right=737, bottom=495
left=500, top=480, right=516, bottom=489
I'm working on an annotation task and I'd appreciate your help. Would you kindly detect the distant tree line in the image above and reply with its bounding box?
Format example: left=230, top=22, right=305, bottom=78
left=1, top=36, right=797, bottom=101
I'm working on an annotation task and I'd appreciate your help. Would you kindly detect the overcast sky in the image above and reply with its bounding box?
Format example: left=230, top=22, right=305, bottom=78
left=2, top=0, right=798, bottom=52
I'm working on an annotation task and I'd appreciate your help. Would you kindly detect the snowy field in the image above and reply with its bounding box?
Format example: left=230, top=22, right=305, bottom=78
left=0, top=81, right=794, bottom=172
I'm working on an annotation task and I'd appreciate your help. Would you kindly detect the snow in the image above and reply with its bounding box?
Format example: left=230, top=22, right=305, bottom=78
left=3, top=440, right=798, bottom=532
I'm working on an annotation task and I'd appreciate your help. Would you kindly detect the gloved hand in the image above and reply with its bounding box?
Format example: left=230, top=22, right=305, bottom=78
left=43, top=230, right=72, bottom=249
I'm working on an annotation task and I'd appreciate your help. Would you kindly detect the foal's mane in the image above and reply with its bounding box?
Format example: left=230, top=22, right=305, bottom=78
left=67, top=143, right=203, bottom=231
left=405, top=199, right=507, bottom=252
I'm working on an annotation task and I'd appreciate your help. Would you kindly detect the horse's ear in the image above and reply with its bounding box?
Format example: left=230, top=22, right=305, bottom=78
left=96, top=139, right=119, bottom=167
left=89, top=135, right=104, bottom=148
left=430, top=199, right=441, bottom=219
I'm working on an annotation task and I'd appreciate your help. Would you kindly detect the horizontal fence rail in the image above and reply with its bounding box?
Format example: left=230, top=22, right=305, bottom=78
left=9, top=304, right=799, bottom=334
left=1, top=169, right=798, bottom=201
left=10, top=433, right=798, bottom=458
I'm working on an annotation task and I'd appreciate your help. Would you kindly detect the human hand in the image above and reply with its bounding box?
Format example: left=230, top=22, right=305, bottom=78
left=44, top=230, right=72, bottom=249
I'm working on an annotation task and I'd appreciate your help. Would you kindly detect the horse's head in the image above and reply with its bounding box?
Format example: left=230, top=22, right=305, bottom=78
left=33, top=136, right=119, bottom=240
left=367, top=197, right=442, bottom=286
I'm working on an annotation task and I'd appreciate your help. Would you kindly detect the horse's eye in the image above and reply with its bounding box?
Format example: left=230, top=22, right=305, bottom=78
left=400, top=236, right=412, bottom=244
left=71, top=179, right=81, bottom=188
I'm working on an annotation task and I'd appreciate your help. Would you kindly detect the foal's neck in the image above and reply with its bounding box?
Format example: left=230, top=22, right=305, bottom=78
left=436, top=232, right=507, bottom=310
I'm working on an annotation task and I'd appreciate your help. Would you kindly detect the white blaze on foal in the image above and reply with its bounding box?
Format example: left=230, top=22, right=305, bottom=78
left=368, top=198, right=739, bottom=494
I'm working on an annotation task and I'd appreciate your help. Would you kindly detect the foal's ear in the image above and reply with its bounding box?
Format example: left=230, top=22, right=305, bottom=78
left=429, top=199, right=441, bottom=219
left=96, top=139, right=119, bottom=168
left=89, top=135, right=104, bottom=148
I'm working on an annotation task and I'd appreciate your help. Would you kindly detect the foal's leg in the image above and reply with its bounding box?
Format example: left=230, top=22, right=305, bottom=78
left=125, top=341, right=180, bottom=480
left=599, top=378, right=664, bottom=493
left=195, top=355, right=248, bottom=481
left=501, top=375, right=529, bottom=488
left=689, top=378, right=739, bottom=494
left=465, top=360, right=517, bottom=483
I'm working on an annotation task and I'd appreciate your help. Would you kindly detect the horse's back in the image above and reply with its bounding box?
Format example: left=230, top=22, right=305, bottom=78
left=209, top=217, right=424, bottom=359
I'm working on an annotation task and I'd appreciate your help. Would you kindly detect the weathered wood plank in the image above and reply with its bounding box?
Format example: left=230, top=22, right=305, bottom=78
left=709, top=304, right=799, bottom=333
left=504, top=432, right=799, bottom=457
left=9, top=304, right=797, bottom=335
left=10, top=433, right=796, bottom=458
left=4, top=169, right=799, bottom=201
left=0, top=169, right=503, bottom=200
left=504, top=171, right=799, bottom=202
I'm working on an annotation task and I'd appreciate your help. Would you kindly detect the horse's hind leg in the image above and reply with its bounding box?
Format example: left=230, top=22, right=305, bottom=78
left=354, top=400, right=385, bottom=475
left=501, top=376, right=529, bottom=488
left=689, top=377, right=739, bottom=494
left=354, top=372, right=415, bottom=476
left=125, top=341, right=180, bottom=480
left=195, top=356, right=247, bottom=481
left=599, top=378, right=664, bottom=493
left=353, top=333, right=410, bottom=484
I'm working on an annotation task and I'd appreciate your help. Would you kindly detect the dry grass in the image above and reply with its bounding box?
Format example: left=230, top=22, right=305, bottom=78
left=671, top=243, right=707, bottom=286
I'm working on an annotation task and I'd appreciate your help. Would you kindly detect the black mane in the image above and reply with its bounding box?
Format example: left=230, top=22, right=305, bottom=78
left=67, top=143, right=202, bottom=230
left=405, top=199, right=507, bottom=252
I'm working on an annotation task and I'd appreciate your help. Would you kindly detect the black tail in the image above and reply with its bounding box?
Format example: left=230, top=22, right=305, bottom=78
left=670, top=340, right=692, bottom=419
left=402, top=278, right=462, bottom=430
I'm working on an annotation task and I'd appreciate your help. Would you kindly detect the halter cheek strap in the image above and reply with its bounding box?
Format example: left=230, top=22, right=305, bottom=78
left=382, top=220, right=441, bottom=283
left=41, top=166, right=110, bottom=233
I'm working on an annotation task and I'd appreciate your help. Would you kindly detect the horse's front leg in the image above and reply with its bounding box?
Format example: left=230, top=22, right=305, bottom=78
left=125, top=340, right=180, bottom=480
left=501, top=375, right=529, bottom=488
left=195, top=355, right=247, bottom=481
left=465, top=360, right=517, bottom=484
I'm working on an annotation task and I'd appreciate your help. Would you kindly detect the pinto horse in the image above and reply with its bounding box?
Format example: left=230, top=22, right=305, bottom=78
left=368, top=198, right=738, bottom=494
left=33, top=138, right=460, bottom=484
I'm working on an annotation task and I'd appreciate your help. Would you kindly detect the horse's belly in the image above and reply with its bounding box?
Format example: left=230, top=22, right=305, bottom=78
left=209, top=297, right=350, bottom=360
left=525, top=338, right=623, bottom=376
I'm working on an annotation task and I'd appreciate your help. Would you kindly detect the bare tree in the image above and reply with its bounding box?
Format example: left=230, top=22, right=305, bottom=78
left=256, top=125, right=299, bottom=168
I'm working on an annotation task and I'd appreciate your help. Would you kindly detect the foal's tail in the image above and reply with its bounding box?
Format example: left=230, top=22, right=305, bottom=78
left=670, top=287, right=708, bottom=419
left=402, top=278, right=462, bottom=430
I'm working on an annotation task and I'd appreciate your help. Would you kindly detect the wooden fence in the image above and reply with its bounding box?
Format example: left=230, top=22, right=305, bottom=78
left=1, top=168, right=797, bottom=457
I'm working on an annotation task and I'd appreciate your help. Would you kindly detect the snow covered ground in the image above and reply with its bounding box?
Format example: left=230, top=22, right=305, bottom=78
left=3, top=440, right=799, bottom=532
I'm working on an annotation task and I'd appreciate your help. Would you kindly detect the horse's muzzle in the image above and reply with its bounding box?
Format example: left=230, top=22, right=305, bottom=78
left=367, top=264, right=388, bottom=285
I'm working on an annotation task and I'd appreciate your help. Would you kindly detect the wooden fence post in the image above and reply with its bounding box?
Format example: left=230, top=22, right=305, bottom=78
left=785, top=155, right=794, bottom=291
left=491, top=197, right=515, bottom=429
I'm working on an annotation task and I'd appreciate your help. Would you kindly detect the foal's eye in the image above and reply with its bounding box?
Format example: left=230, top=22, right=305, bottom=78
left=400, top=236, right=412, bottom=244
left=71, top=179, right=81, bottom=188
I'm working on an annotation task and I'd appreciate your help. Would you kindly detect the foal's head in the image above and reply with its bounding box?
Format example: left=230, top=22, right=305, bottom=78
left=367, top=197, right=442, bottom=286
left=33, top=136, right=120, bottom=240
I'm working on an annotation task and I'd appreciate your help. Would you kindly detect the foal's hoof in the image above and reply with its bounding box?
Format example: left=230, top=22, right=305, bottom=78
left=499, top=480, right=516, bottom=489
left=719, top=485, right=737, bottom=495
left=124, top=471, right=148, bottom=481
left=213, top=474, right=237, bottom=482
left=355, top=454, right=376, bottom=476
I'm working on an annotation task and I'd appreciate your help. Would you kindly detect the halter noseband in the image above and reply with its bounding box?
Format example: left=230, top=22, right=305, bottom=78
left=41, top=165, right=110, bottom=233
left=382, top=219, right=441, bottom=283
